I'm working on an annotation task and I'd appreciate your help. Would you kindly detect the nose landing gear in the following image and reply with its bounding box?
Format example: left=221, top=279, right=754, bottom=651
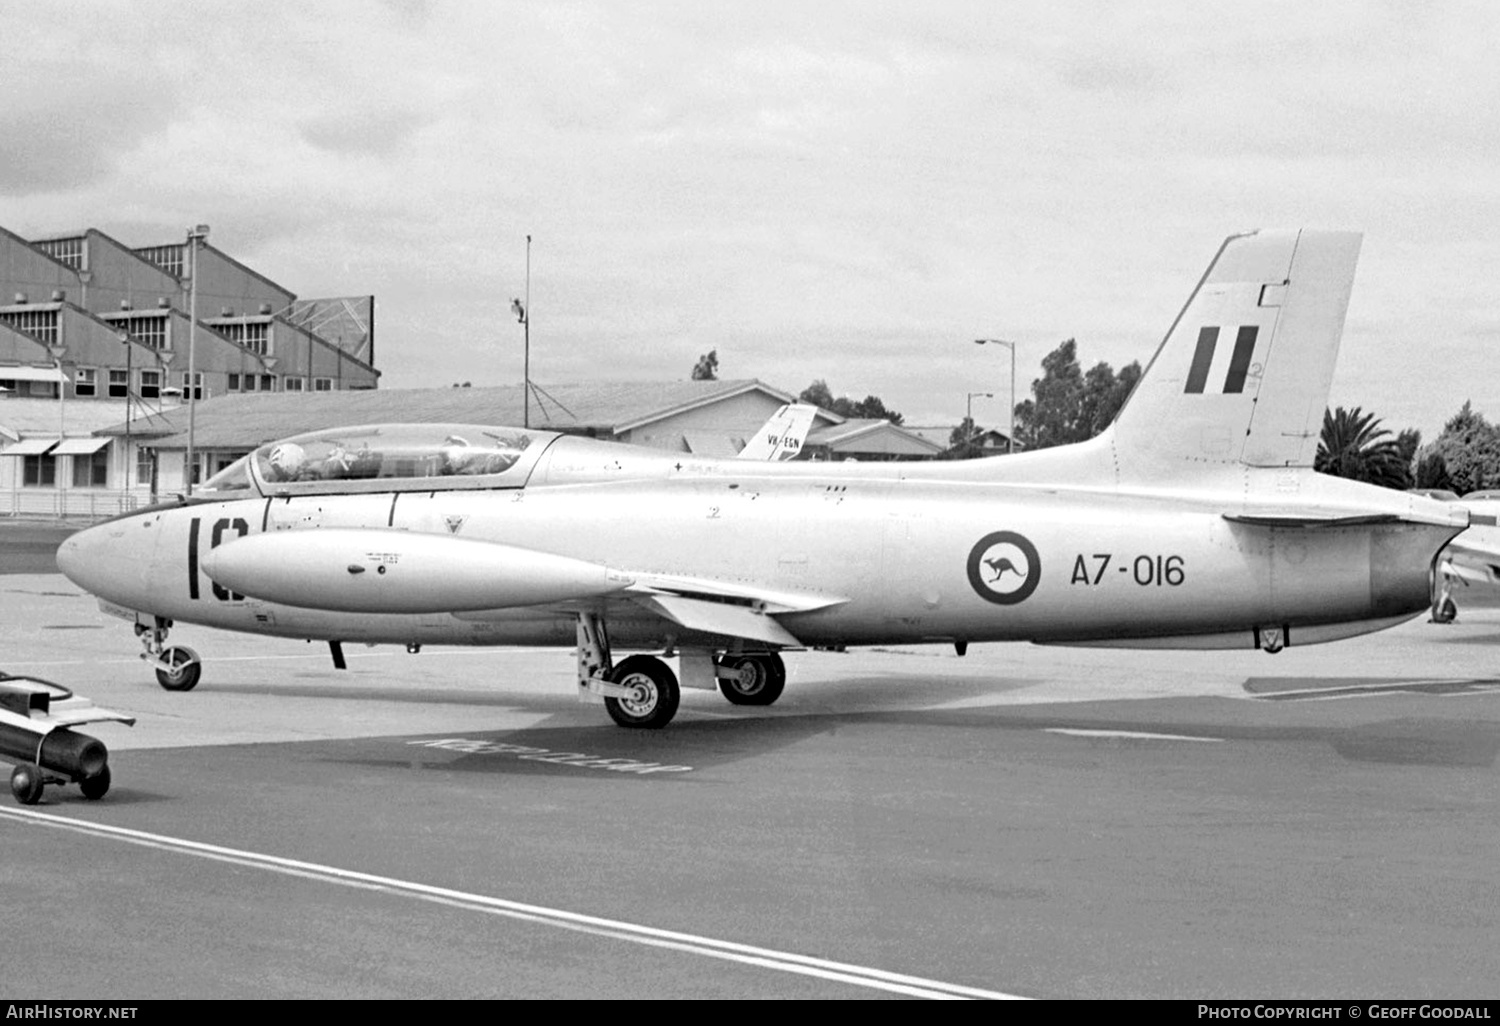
left=135, top=618, right=202, bottom=692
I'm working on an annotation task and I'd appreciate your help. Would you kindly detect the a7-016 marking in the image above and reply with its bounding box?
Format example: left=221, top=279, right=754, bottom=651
left=1070, top=553, right=1186, bottom=587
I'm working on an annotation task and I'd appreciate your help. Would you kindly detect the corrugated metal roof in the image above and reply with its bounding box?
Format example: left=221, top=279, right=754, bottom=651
left=0, top=398, right=140, bottom=435
left=98, top=379, right=799, bottom=450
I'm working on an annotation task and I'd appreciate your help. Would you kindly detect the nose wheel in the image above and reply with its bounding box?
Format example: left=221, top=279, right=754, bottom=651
left=155, top=647, right=202, bottom=691
left=136, top=618, right=203, bottom=691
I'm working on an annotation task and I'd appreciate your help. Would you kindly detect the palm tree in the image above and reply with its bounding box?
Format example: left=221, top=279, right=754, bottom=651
left=1315, top=406, right=1412, bottom=488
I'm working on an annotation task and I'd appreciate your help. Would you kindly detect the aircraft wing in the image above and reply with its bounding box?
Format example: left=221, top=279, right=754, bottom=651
left=620, top=570, right=849, bottom=647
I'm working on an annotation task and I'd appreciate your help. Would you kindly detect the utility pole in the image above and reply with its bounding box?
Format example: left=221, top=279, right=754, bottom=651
left=185, top=224, right=209, bottom=493
left=511, top=234, right=531, bottom=428
left=974, top=338, right=1018, bottom=454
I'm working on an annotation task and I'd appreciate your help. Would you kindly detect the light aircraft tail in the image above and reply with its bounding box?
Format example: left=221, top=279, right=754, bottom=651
left=738, top=403, right=817, bottom=461
left=1106, top=229, right=1362, bottom=475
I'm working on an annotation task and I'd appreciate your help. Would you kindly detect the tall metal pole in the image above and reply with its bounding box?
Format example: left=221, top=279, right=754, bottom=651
left=185, top=224, right=209, bottom=493
left=965, top=391, right=992, bottom=451
left=974, top=339, right=1017, bottom=454
left=1009, top=343, right=1016, bottom=455
left=122, top=333, right=132, bottom=494
left=524, top=234, right=531, bottom=429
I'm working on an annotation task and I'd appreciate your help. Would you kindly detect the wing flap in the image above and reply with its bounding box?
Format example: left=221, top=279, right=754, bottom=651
left=1224, top=511, right=1403, bottom=528
left=628, top=594, right=804, bottom=647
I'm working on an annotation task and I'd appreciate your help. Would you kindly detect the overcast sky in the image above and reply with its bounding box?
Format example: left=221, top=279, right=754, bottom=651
left=4, top=0, right=1496, bottom=438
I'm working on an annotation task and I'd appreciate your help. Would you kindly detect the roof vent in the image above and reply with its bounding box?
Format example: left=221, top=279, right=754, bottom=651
left=51, top=289, right=65, bottom=302
left=220, top=306, right=233, bottom=317
left=12, top=293, right=25, bottom=305
left=157, top=297, right=170, bottom=308
left=259, top=302, right=272, bottom=314
left=119, top=299, right=133, bottom=310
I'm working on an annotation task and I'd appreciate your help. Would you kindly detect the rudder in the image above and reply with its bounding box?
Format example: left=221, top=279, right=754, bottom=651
left=1108, top=229, right=1362, bottom=475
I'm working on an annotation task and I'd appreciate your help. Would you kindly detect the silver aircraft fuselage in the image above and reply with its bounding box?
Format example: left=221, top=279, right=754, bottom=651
left=58, top=431, right=1462, bottom=654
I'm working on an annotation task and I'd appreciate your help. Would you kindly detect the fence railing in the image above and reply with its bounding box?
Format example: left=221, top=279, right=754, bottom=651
left=2, top=488, right=153, bottom=521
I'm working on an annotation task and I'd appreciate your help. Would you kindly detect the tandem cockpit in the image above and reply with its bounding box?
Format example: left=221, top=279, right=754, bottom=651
left=199, top=424, right=559, bottom=498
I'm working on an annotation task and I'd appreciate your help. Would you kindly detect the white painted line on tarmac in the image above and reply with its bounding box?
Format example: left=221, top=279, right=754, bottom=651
left=1044, top=728, right=1223, bottom=742
left=0, top=807, right=1026, bottom=1000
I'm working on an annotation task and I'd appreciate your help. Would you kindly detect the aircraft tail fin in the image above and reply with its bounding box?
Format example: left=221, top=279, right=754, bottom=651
left=738, top=403, right=818, bottom=461
left=1107, top=229, right=1362, bottom=474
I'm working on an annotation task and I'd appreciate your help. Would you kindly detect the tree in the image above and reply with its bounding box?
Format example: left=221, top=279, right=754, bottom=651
left=1424, top=401, right=1500, bottom=494
left=1314, top=406, right=1413, bottom=489
left=797, top=380, right=903, bottom=425
left=1010, top=338, right=1141, bottom=450
left=691, top=350, right=719, bottom=381
left=1415, top=450, right=1452, bottom=491
left=949, top=416, right=983, bottom=459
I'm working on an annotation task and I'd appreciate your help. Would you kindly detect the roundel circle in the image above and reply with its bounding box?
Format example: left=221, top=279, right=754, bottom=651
left=966, top=531, right=1042, bottom=606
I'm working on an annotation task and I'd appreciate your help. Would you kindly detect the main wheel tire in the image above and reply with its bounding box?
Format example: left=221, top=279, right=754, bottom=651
left=604, top=655, right=680, bottom=729
left=156, top=647, right=202, bottom=692
left=79, top=766, right=111, bottom=801
left=717, top=653, right=787, bottom=706
left=1438, top=597, right=1458, bottom=623
left=10, top=764, right=44, bottom=806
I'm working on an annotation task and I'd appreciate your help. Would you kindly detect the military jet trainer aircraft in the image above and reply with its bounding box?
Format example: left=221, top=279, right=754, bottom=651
left=57, top=230, right=1474, bottom=729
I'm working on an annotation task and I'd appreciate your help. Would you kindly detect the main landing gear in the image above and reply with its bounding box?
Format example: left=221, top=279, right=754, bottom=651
left=715, top=652, right=786, bottom=706
left=573, top=614, right=789, bottom=728
left=575, top=614, right=680, bottom=729
left=135, top=617, right=202, bottom=692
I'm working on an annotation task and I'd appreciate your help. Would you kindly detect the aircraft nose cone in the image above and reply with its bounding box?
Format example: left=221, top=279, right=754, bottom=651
left=55, top=531, right=88, bottom=583
left=56, top=516, right=153, bottom=605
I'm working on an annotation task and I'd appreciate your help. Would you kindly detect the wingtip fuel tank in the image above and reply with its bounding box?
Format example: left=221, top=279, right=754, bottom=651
left=200, top=529, right=630, bottom=614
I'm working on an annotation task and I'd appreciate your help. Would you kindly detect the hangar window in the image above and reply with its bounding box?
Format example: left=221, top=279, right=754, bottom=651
left=0, top=309, right=59, bottom=347
left=109, top=314, right=169, bottom=350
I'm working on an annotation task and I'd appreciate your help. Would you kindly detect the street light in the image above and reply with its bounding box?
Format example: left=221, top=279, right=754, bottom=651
left=973, top=339, right=1017, bottom=454
left=965, top=391, right=992, bottom=451
left=185, top=224, right=209, bottom=494
left=510, top=234, right=532, bottom=429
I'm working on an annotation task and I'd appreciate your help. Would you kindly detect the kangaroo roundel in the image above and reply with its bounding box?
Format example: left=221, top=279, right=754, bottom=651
left=967, top=531, right=1041, bottom=606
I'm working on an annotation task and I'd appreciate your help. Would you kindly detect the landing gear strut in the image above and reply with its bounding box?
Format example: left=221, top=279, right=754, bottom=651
left=574, top=613, right=681, bottom=729
left=715, top=652, right=786, bottom=706
left=136, top=617, right=202, bottom=691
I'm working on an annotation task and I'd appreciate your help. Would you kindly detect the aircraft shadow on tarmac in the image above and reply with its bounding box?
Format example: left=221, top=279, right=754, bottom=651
left=322, top=692, right=1500, bottom=779
left=331, top=714, right=841, bottom=778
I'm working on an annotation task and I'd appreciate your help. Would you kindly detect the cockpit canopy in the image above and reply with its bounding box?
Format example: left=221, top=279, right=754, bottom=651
left=199, top=424, right=557, bottom=497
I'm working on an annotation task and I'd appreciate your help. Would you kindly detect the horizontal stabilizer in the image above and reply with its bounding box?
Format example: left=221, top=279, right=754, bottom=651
left=629, top=594, right=804, bottom=648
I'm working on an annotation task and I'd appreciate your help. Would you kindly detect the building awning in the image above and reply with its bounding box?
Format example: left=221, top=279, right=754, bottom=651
left=1, top=438, right=59, bottom=456
left=0, top=366, right=69, bottom=383
left=52, top=437, right=112, bottom=456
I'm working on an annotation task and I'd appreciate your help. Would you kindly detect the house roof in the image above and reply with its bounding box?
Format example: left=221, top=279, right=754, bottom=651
left=98, top=379, right=804, bottom=450
left=806, top=419, right=945, bottom=455
left=0, top=397, right=140, bottom=439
